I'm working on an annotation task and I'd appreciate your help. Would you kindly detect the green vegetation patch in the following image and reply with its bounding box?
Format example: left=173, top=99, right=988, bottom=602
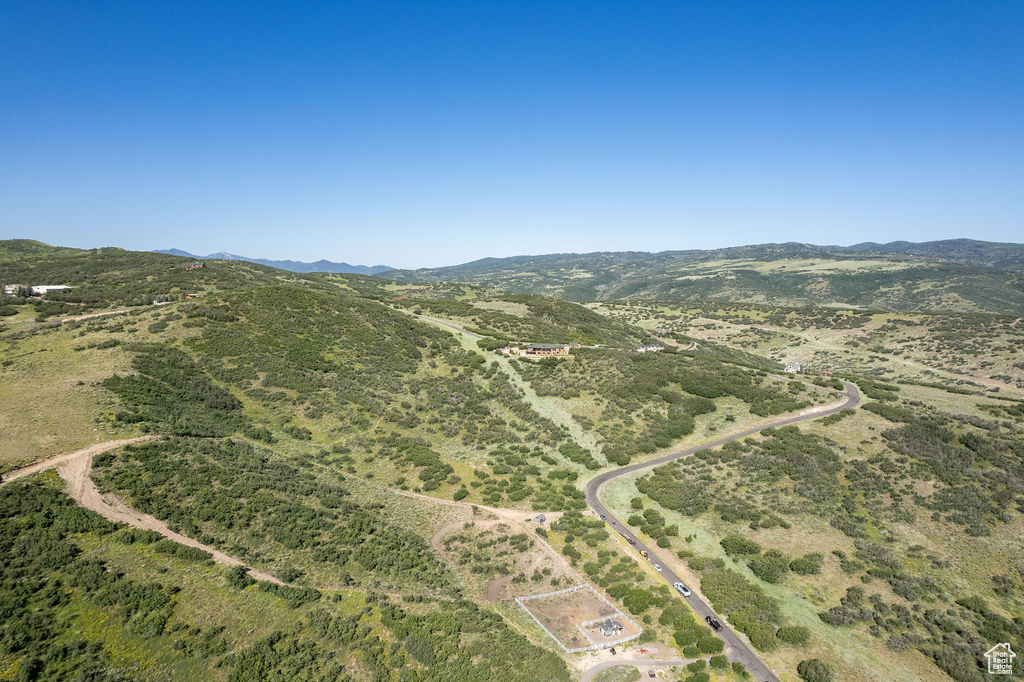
left=0, top=475, right=567, bottom=681
left=93, top=437, right=452, bottom=591
left=515, top=349, right=806, bottom=464
left=102, top=343, right=246, bottom=437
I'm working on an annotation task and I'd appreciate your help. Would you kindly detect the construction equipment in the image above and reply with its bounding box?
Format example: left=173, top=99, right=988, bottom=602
left=639, top=549, right=649, bottom=558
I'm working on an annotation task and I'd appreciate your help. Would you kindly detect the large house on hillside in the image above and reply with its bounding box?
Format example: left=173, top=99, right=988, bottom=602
left=513, top=343, right=570, bottom=357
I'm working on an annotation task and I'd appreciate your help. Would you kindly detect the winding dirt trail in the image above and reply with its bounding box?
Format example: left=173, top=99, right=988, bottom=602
left=2, top=437, right=284, bottom=585
left=2, top=437, right=154, bottom=483
left=60, top=309, right=130, bottom=324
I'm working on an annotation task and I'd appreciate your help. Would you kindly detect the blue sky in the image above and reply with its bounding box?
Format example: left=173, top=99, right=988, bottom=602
left=2, top=1, right=1022, bottom=268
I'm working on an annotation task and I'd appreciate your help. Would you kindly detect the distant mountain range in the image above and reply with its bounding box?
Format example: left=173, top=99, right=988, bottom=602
left=154, top=249, right=393, bottom=275
left=5, top=237, right=1024, bottom=313
left=379, top=239, right=1024, bottom=312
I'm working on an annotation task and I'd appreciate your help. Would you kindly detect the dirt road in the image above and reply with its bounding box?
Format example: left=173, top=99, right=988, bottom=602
left=396, top=486, right=563, bottom=526
left=413, top=313, right=483, bottom=339
left=581, top=659, right=694, bottom=682
left=1, top=437, right=154, bottom=483
left=2, top=437, right=284, bottom=585
left=60, top=309, right=130, bottom=324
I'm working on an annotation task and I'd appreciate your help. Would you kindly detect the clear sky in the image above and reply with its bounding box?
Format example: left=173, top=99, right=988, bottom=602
left=2, top=1, right=1022, bottom=268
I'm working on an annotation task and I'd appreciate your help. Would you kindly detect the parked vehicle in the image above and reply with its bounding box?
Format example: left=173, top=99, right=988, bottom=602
left=653, top=563, right=662, bottom=571
left=639, top=549, right=649, bottom=558
left=705, top=615, right=723, bottom=631
left=673, top=581, right=691, bottom=596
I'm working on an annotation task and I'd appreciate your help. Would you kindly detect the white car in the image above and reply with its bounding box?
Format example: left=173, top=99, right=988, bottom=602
left=653, top=563, right=662, bottom=572
left=673, top=581, right=691, bottom=596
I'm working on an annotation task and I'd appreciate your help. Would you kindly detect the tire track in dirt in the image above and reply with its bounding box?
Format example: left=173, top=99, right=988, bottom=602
left=2, top=436, right=285, bottom=585
left=1, top=437, right=154, bottom=483
left=581, top=659, right=695, bottom=682
left=60, top=309, right=130, bottom=324
left=427, top=513, right=573, bottom=602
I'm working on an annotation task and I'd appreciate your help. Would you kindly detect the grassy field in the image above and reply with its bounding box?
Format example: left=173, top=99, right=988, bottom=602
left=603, top=471, right=950, bottom=682
left=584, top=299, right=1024, bottom=681
left=0, top=312, right=135, bottom=472
left=601, top=390, right=1024, bottom=681
left=591, top=301, right=1024, bottom=392
left=592, top=664, right=640, bottom=682
left=381, top=244, right=1024, bottom=314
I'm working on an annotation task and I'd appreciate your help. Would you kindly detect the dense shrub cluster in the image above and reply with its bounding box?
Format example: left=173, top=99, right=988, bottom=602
left=102, top=343, right=246, bottom=437
left=0, top=477, right=223, bottom=679
left=93, top=437, right=453, bottom=592
left=514, top=347, right=808, bottom=465
left=691, top=562, right=789, bottom=650
left=0, top=473, right=569, bottom=681
left=659, top=600, right=721, bottom=657
left=393, top=291, right=642, bottom=347
left=882, top=418, right=1024, bottom=535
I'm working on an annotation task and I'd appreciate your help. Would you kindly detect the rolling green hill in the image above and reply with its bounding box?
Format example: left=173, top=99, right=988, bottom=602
left=4, top=240, right=1024, bottom=682
left=380, top=240, right=1024, bottom=313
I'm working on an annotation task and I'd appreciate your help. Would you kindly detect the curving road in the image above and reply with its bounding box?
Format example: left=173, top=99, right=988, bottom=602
left=404, top=312, right=862, bottom=680
left=585, top=381, right=860, bottom=682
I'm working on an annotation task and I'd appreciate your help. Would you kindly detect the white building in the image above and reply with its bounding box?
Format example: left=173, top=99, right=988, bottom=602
left=598, top=619, right=624, bottom=637
left=3, top=284, right=26, bottom=296
left=30, top=285, right=71, bottom=295
left=784, top=362, right=802, bottom=374
left=637, top=344, right=664, bottom=353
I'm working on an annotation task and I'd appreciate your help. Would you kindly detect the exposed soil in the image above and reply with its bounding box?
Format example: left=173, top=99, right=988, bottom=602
left=580, top=658, right=694, bottom=682
left=428, top=515, right=573, bottom=602
left=398, top=486, right=564, bottom=526
left=1, top=437, right=153, bottom=483
left=60, top=309, right=130, bottom=324
left=2, top=436, right=284, bottom=585
left=519, top=585, right=624, bottom=650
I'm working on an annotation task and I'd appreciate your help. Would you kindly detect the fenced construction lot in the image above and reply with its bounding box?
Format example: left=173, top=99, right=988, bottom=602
left=516, top=584, right=642, bottom=653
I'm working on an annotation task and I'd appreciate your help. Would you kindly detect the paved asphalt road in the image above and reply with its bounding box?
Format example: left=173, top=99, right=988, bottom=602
left=411, top=313, right=862, bottom=681
left=585, top=381, right=861, bottom=682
